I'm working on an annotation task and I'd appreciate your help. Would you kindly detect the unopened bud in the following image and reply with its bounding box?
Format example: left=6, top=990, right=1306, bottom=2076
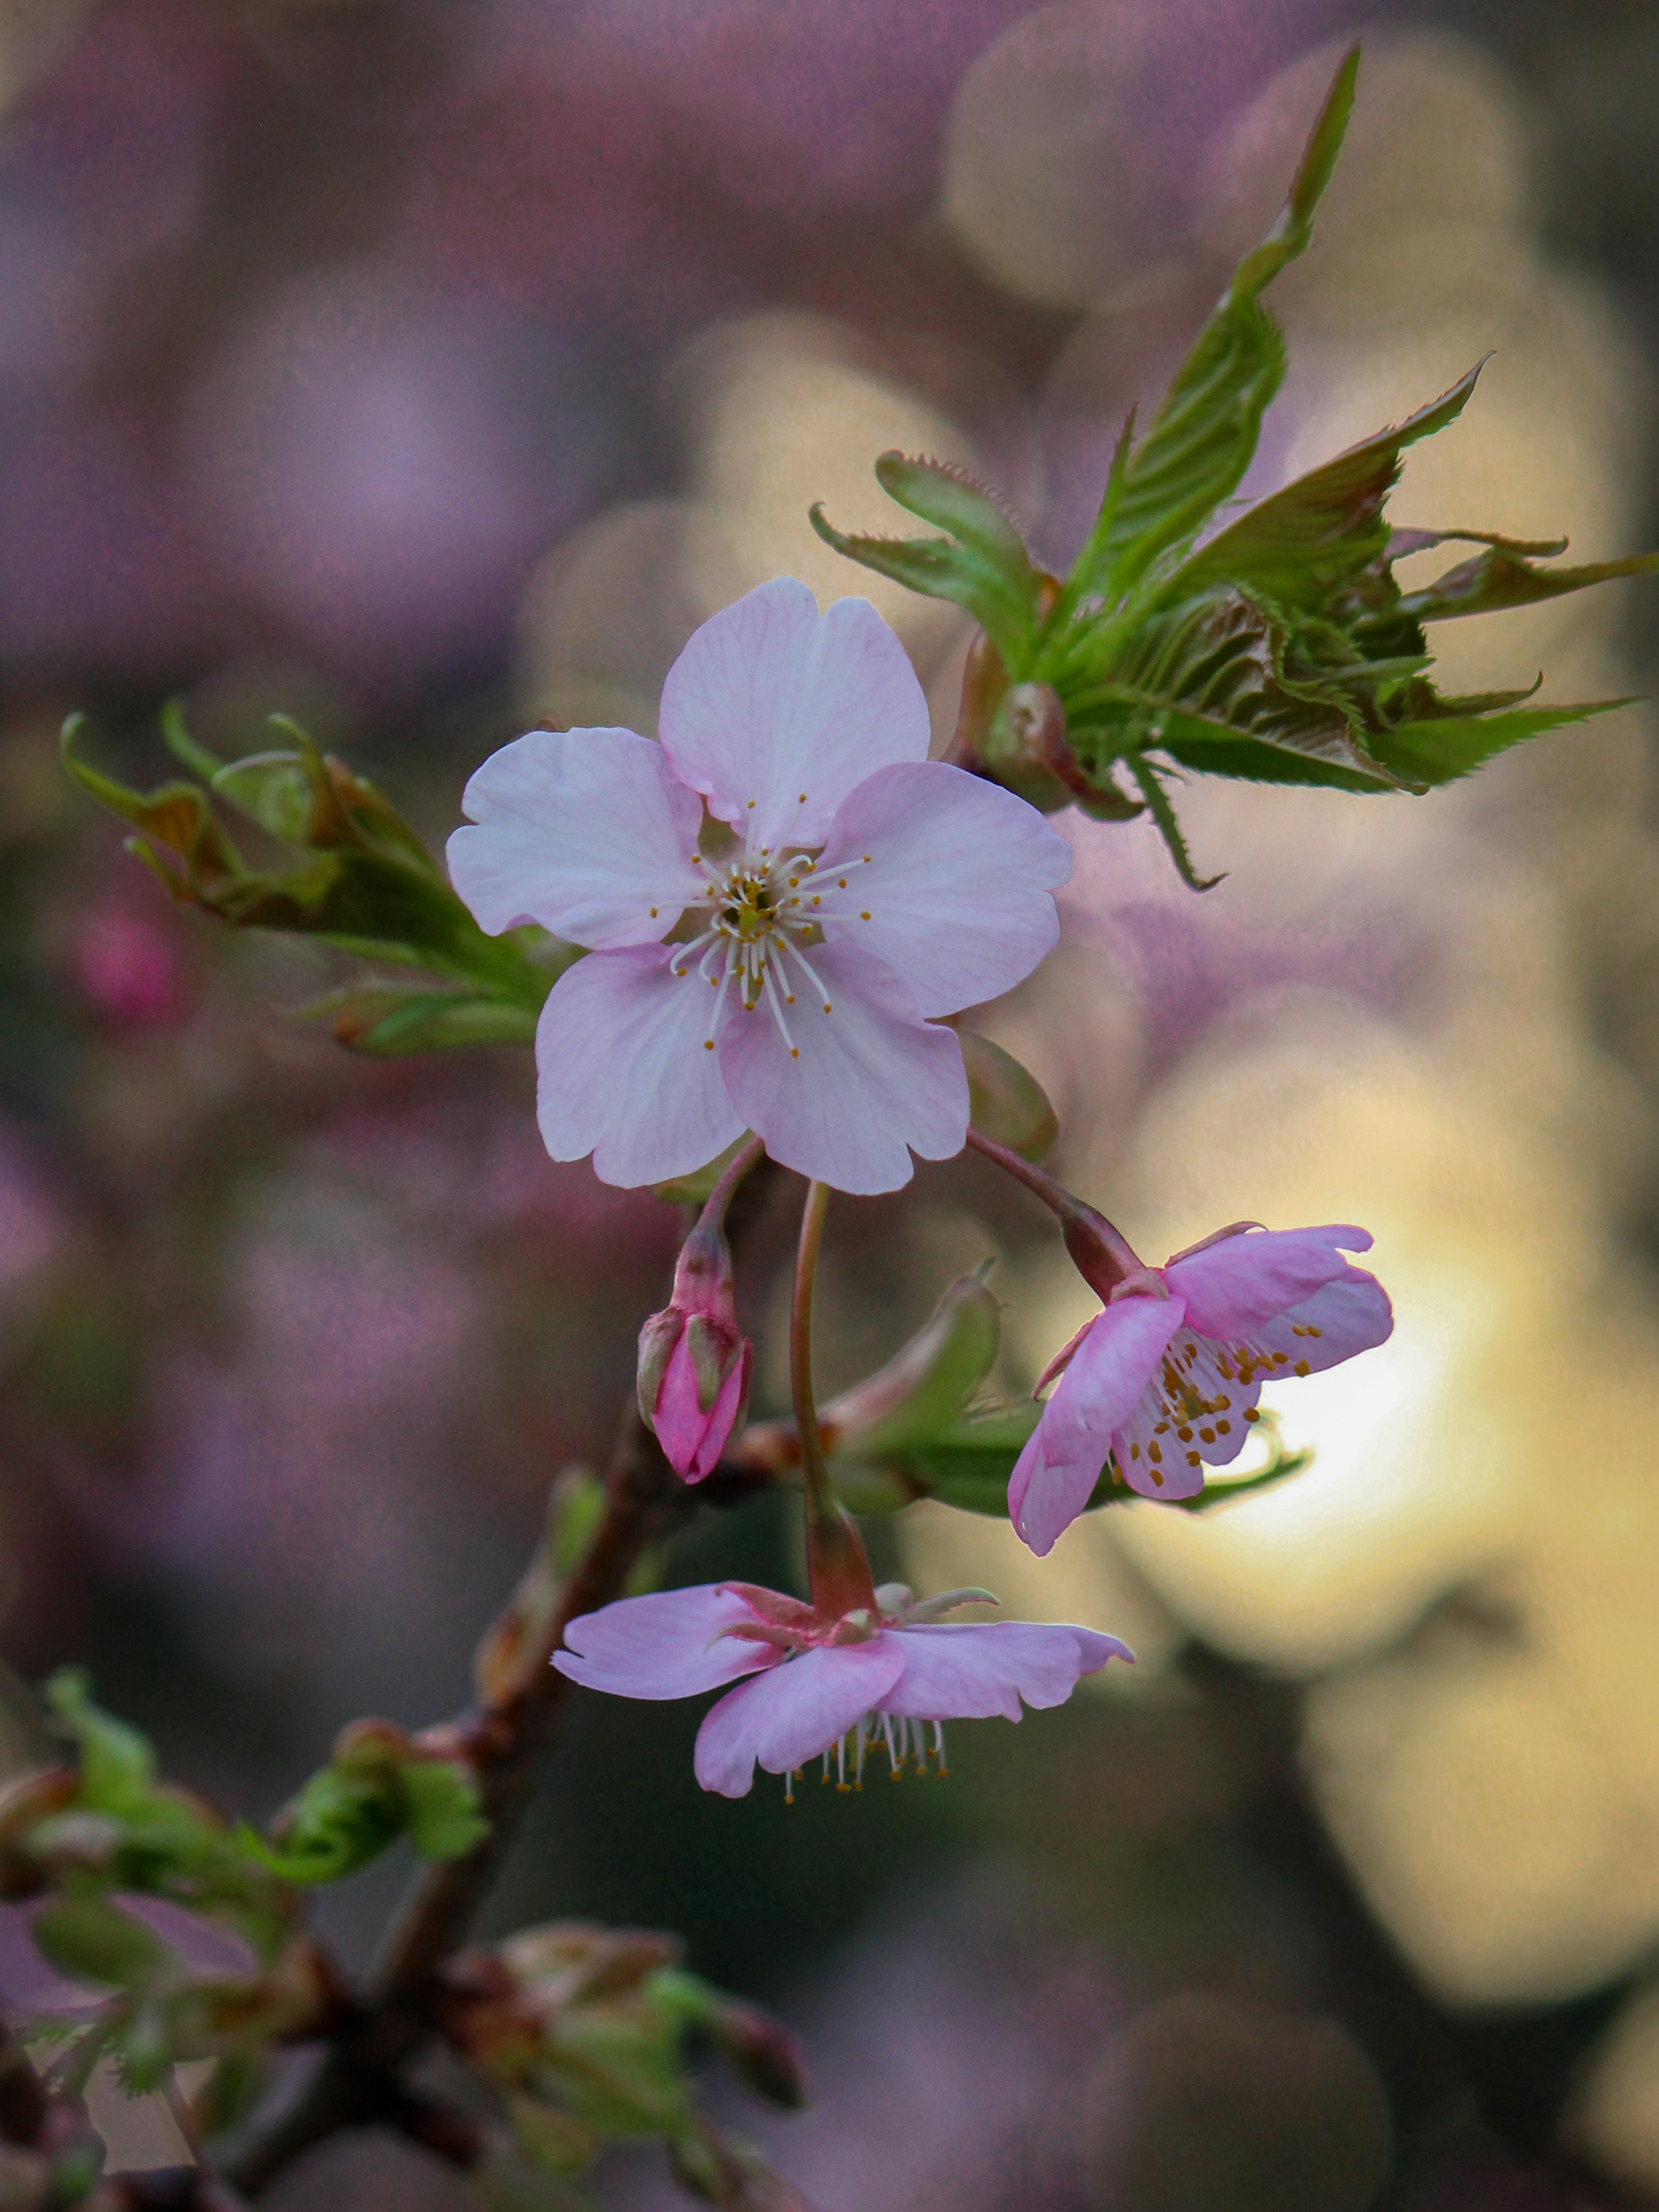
left=637, top=1222, right=753, bottom=1483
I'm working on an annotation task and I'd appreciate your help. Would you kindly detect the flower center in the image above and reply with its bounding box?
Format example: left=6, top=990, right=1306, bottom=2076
left=667, top=836, right=875, bottom=1060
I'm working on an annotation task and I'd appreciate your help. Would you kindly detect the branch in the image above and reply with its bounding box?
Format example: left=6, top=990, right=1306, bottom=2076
left=224, top=1161, right=782, bottom=2196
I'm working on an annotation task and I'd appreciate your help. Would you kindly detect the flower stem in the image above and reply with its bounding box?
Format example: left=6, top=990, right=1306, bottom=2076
left=965, top=1127, right=1148, bottom=1297
left=791, top=1181, right=877, bottom=1618
left=698, top=1134, right=766, bottom=1234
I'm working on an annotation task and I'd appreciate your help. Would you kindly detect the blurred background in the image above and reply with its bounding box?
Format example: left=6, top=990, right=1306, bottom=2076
left=6, top=0, right=1659, bottom=2206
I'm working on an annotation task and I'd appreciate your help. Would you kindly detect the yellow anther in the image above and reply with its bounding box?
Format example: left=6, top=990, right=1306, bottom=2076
left=1243, top=1407, right=1259, bottom=1423
left=1216, top=1420, right=1231, bottom=1435
left=860, top=910, right=871, bottom=920
left=1199, top=1427, right=1215, bottom=1443
left=1294, top=1359, right=1310, bottom=1376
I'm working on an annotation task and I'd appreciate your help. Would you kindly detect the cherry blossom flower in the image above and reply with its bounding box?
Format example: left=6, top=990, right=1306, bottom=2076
left=447, top=577, right=1071, bottom=1195
left=553, top=1580, right=1131, bottom=1799
left=1010, top=1223, right=1393, bottom=1556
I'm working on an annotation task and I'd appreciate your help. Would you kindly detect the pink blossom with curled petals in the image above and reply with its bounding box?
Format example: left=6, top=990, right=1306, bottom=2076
left=446, top=578, right=1071, bottom=1195
left=1009, top=1224, right=1393, bottom=1557
left=553, top=1580, right=1131, bottom=1799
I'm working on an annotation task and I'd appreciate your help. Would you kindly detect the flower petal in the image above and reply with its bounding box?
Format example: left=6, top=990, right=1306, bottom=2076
left=535, top=946, right=746, bottom=1187
left=1244, top=1266, right=1394, bottom=1375
left=880, top=1620, right=1131, bottom=1721
left=553, top=1585, right=778, bottom=1700
left=658, top=579, right=930, bottom=855
left=1162, top=1225, right=1372, bottom=1337
left=693, top=1639, right=906, bottom=1797
left=1009, top=1296, right=1185, bottom=1554
left=814, top=763, right=1070, bottom=1017
left=447, top=727, right=704, bottom=949
left=717, top=938, right=967, bottom=1195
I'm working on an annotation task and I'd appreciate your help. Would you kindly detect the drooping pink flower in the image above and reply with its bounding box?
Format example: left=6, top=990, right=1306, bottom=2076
left=447, top=577, right=1071, bottom=1195
left=553, top=1580, right=1131, bottom=1799
left=637, top=1216, right=753, bottom=1482
left=1010, top=1223, right=1393, bottom=1556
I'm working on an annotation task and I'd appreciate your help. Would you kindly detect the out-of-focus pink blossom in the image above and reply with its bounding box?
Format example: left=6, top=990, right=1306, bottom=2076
left=637, top=1219, right=752, bottom=1482
left=0, top=1893, right=257, bottom=2028
left=448, top=577, right=1071, bottom=1193
left=554, top=1580, right=1130, bottom=1799
left=1010, top=1223, right=1392, bottom=1555
left=72, top=906, right=185, bottom=1028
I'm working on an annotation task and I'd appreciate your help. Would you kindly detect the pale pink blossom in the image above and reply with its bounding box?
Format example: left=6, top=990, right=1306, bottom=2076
left=553, top=1580, right=1131, bottom=1799
left=1010, top=1224, right=1392, bottom=1556
left=447, top=578, right=1071, bottom=1195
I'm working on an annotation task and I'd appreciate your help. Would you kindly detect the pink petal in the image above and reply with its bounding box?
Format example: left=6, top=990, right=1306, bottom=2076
left=1072, top=1627, right=1137, bottom=1676
left=111, top=1896, right=258, bottom=1982
left=814, top=763, right=1070, bottom=1017
left=554, top=1584, right=779, bottom=1700
left=657, top=579, right=930, bottom=856
left=880, top=1621, right=1131, bottom=1721
left=1162, top=1225, right=1372, bottom=1338
left=692, top=1639, right=906, bottom=1797
left=655, top=1334, right=750, bottom=1483
left=0, top=1906, right=109, bottom=2021
left=718, top=938, right=967, bottom=1195
left=1244, top=1267, right=1394, bottom=1374
left=1009, top=1296, right=1185, bottom=1555
left=447, top=726, right=704, bottom=949
left=535, top=945, right=746, bottom=1187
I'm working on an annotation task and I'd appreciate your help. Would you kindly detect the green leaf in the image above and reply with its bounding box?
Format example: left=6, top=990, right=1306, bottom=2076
left=1172, top=362, right=1484, bottom=610
left=43, top=1669, right=156, bottom=1813
left=959, top=1030, right=1057, bottom=1162
left=894, top=1405, right=1040, bottom=1516
left=823, top=1273, right=1003, bottom=1464
left=1368, top=698, right=1628, bottom=786
left=1064, top=45, right=1358, bottom=605
left=1391, top=540, right=1659, bottom=626
left=295, top=983, right=542, bottom=1054
left=400, top=1759, right=489, bottom=1861
left=32, top=1897, right=169, bottom=1992
left=242, top=1766, right=402, bottom=1886
left=809, top=453, right=1042, bottom=666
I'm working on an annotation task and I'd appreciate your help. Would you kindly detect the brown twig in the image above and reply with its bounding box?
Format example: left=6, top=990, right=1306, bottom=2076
left=223, top=1159, right=782, bottom=2196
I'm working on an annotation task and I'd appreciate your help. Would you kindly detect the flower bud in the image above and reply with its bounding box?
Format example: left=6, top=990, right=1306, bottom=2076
left=637, top=1222, right=753, bottom=1483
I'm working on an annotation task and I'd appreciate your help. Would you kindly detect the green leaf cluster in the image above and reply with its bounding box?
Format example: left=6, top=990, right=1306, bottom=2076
left=811, top=46, right=1659, bottom=887
left=61, top=704, right=566, bottom=1047
left=0, top=1674, right=327, bottom=2101
left=242, top=1721, right=488, bottom=1885
left=451, top=1923, right=803, bottom=2212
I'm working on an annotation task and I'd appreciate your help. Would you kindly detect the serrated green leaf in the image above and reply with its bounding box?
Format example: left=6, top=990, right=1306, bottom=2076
left=1063, top=46, right=1358, bottom=605
left=1391, top=541, right=1659, bottom=626
left=1173, top=362, right=1484, bottom=610
left=1368, top=697, right=1627, bottom=785
left=809, top=452, right=1042, bottom=667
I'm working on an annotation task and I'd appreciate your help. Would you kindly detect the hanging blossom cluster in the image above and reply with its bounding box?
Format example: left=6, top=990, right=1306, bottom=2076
left=448, top=576, right=1071, bottom=1195
left=448, top=578, right=1395, bottom=1797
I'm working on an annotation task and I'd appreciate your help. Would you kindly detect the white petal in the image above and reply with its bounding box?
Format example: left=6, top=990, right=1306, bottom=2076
left=447, top=725, right=704, bottom=950
left=718, top=938, right=967, bottom=1195
left=657, top=578, right=930, bottom=855
left=814, top=762, right=1070, bottom=1017
left=535, top=946, right=745, bottom=1187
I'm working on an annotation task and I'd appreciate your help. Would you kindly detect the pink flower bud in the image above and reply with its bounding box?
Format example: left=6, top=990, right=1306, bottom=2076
left=637, top=1222, right=752, bottom=1483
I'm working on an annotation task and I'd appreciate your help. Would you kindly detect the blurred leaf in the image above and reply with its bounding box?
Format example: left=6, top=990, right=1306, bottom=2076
left=43, top=1671, right=155, bottom=1814
left=510, top=2099, right=597, bottom=2177
left=31, top=1898, right=168, bottom=1993
left=810, top=453, right=1041, bottom=664
left=829, top=1272, right=1002, bottom=1462
left=400, top=1760, right=489, bottom=1861
left=960, top=1029, right=1057, bottom=1161
left=295, top=982, right=542, bottom=1054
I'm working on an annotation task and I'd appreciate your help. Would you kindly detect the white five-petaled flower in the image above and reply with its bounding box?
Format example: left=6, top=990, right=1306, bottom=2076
left=447, top=578, right=1071, bottom=1195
